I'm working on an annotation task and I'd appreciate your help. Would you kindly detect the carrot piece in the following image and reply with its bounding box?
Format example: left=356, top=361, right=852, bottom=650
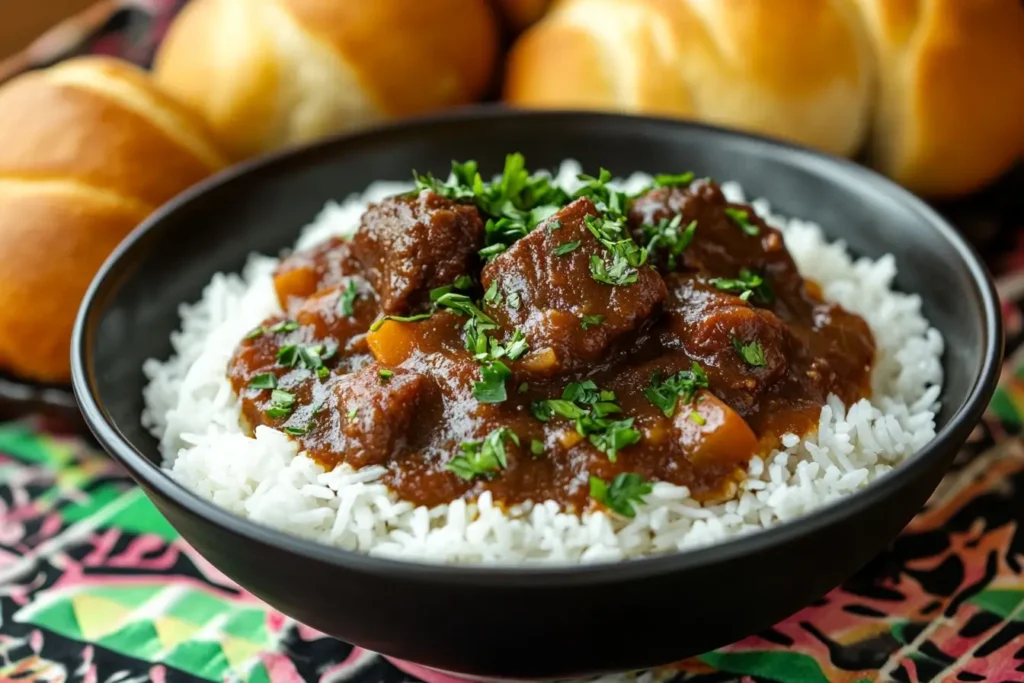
left=675, top=390, right=759, bottom=467
left=366, top=319, right=420, bottom=366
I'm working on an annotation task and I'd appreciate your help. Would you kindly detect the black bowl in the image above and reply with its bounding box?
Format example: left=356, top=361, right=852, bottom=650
left=71, top=109, right=1002, bottom=680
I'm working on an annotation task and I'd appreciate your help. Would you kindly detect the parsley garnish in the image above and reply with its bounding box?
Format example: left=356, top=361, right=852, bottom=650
left=689, top=410, right=706, bottom=426
left=652, top=172, right=695, bottom=188
left=518, top=382, right=529, bottom=394
left=506, top=290, right=521, bottom=310
left=284, top=425, right=308, bottom=436
left=474, top=360, right=512, bottom=403
left=249, top=373, right=277, bottom=390
left=483, top=281, right=502, bottom=306
left=553, top=240, right=581, bottom=256
left=547, top=219, right=562, bottom=231
left=347, top=407, right=358, bottom=419
left=589, top=473, right=653, bottom=518
left=447, top=427, right=519, bottom=480
left=725, top=207, right=759, bottom=236
left=709, top=268, right=773, bottom=303
left=244, top=326, right=265, bottom=340
left=276, top=345, right=298, bottom=367
left=643, top=216, right=697, bottom=270
left=532, top=382, right=640, bottom=462
left=277, top=343, right=325, bottom=371
left=379, top=368, right=394, bottom=381
left=337, top=279, right=359, bottom=317
left=369, top=312, right=432, bottom=332
left=415, top=154, right=570, bottom=262
left=530, top=439, right=545, bottom=456
left=584, top=215, right=647, bottom=287
left=732, top=337, right=767, bottom=367
left=265, top=389, right=296, bottom=419
left=580, top=314, right=604, bottom=330
left=270, top=320, right=298, bottom=333
left=643, top=362, right=709, bottom=417
left=453, top=274, right=474, bottom=290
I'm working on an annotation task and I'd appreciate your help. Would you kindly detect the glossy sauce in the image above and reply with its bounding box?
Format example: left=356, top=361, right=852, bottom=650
left=228, top=180, right=875, bottom=512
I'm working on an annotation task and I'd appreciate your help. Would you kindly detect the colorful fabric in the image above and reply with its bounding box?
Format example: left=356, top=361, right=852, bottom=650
left=1, top=307, right=1023, bottom=683
left=2, top=2, right=1024, bottom=681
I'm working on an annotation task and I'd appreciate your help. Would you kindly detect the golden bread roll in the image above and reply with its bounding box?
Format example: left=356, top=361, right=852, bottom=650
left=505, top=0, right=1024, bottom=197
left=154, top=0, right=501, bottom=160
left=0, top=57, right=226, bottom=383
left=493, top=0, right=553, bottom=31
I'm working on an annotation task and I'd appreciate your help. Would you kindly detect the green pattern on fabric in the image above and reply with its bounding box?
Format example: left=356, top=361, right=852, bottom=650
left=0, top=425, right=71, bottom=465
left=222, top=609, right=269, bottom=642
left=699, top=651, right=829, bottom=683
left=87, top=585, right=165, bottom=609
left=167, top=589, right=233, bottom=625
left=247, top=663, right=272, bottom=683
left=61, top=483, right=124, bottom=524
left=968, top=589, right=1024, bottom=620
left=163, top=640, right=230, bottom=681
left=103, top=488, right=178, bottom=541
left=18, top=599, right=82, bottom=641
left=98, top=621, right=164, bottom=661
left=989, top=389, right=1022, bottom=428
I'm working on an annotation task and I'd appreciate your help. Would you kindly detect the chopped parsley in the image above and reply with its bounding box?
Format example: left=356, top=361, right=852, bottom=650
left=580, top=314, right=604, bottom=330
left=316, top=366, right=330, bottom=379
left=689, top=410, right=706, bottom=426
left=584, top=215, right=648, bottom=287
left=483, top=281, right=503, bottom=306
left=277, top=343, right=326, bottom=371
left=347, top=407, right=358, bottom=419
left=248, top=373, right=277, bottom=390
left=284, top=425, right=309, bottom=436
left=368, top=312, right=433, bottom=332
left=532, top=382, right=640, bottom=462
left=447, top=427, right=519, bottom=480
left=453, top=274, right=474, bottom=290
left=473, top=360, right=512, bottom=403
left=530, top=439, right=545, bottom=456
left=337, top=279, right=359, bottom=317
left=265, top=389, right=296, bottom=419
left=270, top=320, right=298, bottom=333
left=709, top=268, right=773, bottom=303
left=415, top=154, right=570, bottom=263
left=553, top=240, right=581, bottom=256
left=547, top=219, right=562, bottom=231
left=506, top=290, right=521, bottom=310
left=518, top=382, right=530, bottom=394
left=643, top=216, right=697, bottom=270
left=732, top=337, right=767, bottom=367
left=479, top=329, right=528, bottom=362
left=643, top=362, right=709, bottom=417
left=651, top=171, right=695, bottom=188
left=244, top=326, right=265, bottom=340
left=589, top=473, right=653, bottom=518
left=725, top=207, right=759, bottom=236
left=378, top=368, right=394, bottom=381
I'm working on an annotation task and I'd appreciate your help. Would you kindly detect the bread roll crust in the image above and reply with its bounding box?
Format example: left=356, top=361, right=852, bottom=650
left=506, top=0, right=873, bottom=156
left=155, top=0, right=500, bottom=160
left=506, top=0, right=1024, bottom=196
left=0, top=57, right=226, bottom=382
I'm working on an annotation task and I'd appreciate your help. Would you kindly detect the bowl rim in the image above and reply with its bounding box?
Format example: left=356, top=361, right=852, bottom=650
left=71, top=107, right=1004, bottom=586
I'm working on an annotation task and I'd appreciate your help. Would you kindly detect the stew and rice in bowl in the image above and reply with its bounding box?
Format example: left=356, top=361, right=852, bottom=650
left=142, top=156, right=943, bottom=565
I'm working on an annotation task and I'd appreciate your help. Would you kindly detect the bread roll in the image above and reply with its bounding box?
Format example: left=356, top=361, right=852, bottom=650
left=154, top=0, right=501, bottom=161
left=505, top=0, right=1024, bottom=197
left=0, top=57, right=226, bottom=383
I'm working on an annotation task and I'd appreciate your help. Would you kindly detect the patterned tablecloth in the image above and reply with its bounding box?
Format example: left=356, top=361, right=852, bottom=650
left=2, top=3, right=1024, bottom=681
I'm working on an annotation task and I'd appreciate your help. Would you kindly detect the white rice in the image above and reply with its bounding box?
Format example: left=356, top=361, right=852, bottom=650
left=141, top=161, right=944, bottom=565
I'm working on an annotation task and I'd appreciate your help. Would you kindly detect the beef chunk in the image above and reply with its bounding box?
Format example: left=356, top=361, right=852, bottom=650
left=293, top=276, right=378, bottom=357
left=661, top=274, right=791, bottom=414
left=273, top=237, right=363, bottom=313
left=629, top=180, right=808, bottom=311
left=480, top=198, right=666, bottom=375
left=351, top=191, right=484, bottom=315
left=331, top=365, right=428, bottom=468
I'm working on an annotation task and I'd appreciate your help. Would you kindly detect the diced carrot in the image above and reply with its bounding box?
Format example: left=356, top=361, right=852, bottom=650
left=366, top=320, right=420, bottom=366
left=273, top=266, right=318, bottom=307
left=675, top=390, right=759, bottom=467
